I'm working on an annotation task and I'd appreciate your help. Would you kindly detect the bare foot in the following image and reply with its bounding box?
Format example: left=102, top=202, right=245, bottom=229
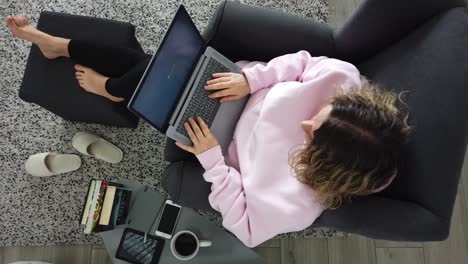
left=75, top=65, right=125, bottom=103
left=5, top=15, right=69, bottom=59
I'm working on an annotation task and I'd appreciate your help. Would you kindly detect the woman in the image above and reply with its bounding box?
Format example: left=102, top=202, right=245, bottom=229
left=7, top=15, right=411, bottom=247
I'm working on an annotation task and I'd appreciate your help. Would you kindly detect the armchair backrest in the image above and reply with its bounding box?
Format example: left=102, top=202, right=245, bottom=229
left=353, top=7, right=468, bottom=222
left=317, top=2, right=468, bottom=240
left=334, top=0, right=467, bottom=63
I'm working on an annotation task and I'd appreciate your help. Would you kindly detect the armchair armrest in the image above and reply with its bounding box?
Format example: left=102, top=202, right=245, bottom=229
left=203, top=0, right=336, bottom=62
left=315, top=196, right=451, bottom=241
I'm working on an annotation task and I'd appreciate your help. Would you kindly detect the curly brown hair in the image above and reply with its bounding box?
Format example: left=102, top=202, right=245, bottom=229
left=290, top=84, right=411, bottom=209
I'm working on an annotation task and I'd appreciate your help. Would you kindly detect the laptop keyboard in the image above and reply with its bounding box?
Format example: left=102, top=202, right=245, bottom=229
left=176, top=58, right=230, bottom=137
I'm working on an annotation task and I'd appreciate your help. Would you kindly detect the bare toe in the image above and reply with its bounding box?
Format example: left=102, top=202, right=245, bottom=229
left=6, top=15, right=36, bottom=41
left=75, top=64, right=86, bottom=72
left=12, top=16, right=28, bottom=26
left=5, top=16, right=14, bottom=26
left=5, top=17, right=18, bottom=33
left=6, top=16, right=66, bottom=60
left=111, top=97, right=125, bottom=103
left=10, top=16, right=28, bottom=30
left=74, top=67, right=119, bottom=102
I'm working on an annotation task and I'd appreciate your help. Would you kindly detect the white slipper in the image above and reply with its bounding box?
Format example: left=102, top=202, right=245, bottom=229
left=72, top=132, right=123, bottom=164
left=25, top=153, right=81, bottom=177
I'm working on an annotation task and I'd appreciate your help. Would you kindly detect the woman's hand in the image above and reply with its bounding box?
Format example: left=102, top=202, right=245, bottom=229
left=176, top=117, right=220, bottom=155
left=205, top=73, right=250, bottom=103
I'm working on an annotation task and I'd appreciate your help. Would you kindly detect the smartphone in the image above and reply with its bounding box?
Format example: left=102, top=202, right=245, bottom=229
left=155, top=200, right=182, bottom=239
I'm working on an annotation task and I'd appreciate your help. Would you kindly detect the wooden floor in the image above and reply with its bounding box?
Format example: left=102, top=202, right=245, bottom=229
left=2, top=0, right=468, bottom=263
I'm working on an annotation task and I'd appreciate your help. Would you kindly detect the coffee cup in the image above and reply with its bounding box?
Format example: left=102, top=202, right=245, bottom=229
left=170, top=230, right=212, bottom=260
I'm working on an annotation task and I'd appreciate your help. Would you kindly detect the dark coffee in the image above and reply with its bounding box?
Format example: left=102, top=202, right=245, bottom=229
left=175, top=233, right=197, bottom=256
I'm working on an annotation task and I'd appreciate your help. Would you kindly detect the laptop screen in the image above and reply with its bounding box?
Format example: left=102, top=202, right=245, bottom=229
left=130, top=6, right=205, bottom=131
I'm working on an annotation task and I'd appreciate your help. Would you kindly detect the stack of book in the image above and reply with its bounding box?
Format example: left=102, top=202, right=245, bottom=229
left=81, top=179, right=132, bottom=234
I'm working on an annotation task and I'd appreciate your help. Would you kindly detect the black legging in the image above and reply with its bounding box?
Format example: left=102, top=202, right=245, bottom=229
left=68, top=39, right=152, bottom=99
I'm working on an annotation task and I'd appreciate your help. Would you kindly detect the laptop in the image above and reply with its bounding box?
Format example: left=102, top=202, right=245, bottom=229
left=128, top=5, right=248, bottom=152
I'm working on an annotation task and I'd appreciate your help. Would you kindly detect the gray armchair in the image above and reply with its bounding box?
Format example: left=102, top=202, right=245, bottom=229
left=189, top=0, right=468, bottom=241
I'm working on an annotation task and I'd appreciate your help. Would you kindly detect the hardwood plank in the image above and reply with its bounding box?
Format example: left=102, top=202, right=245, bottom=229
left=92, top=243, right=106, bottom=250
left=43, top=245, right=92, bottom=264
left=91, top=248, right=113, bottom=264
left=257, top=239, right=280, bottom=248
left=3, top=246, right=48, bottom=263
left=328, top=235, right=376, bottom=264
left=423, top=185, right=468, bottom=264
left=254, top=247, right=281, bottom=264
left=281, top=238, right=329, bottom=264
left=376, top=248, right=424, bottom=264
left=374, top=240, right=422, bottom=248
left=327, top=0, right=361, bottom=28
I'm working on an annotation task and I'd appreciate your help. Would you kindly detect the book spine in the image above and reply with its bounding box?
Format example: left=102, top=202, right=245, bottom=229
left=110, top=189, right=123, bottom=227
left=81, top=180, right=96, bottom=225
left=90, top=181, right=108, bottom=233
left=116, top=190, right=131, bottom=225
left=99, top=186, right=116, bottom=225
left=83, top=180, right=132, bottom=234
left=84, top=180, right=102, bottom=234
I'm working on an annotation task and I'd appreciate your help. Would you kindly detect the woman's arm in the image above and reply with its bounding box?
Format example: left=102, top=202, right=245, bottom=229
left=175, top=118, right=284, bottom=247
left=242, top=50, right=322, bottom=93
left=196, top=146, right=278, bottom=247
left=204, top=51, right=323, bottom=101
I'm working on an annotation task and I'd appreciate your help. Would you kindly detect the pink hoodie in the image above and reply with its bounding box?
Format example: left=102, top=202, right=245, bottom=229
left=196, top=51, right=363, bottom=247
